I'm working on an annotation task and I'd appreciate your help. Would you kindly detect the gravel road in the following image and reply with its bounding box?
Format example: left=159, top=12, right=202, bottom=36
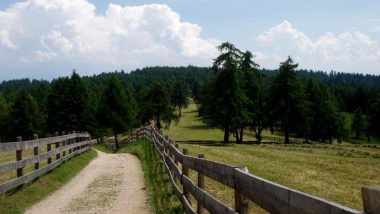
left=25, top=149, right=151, bottom=214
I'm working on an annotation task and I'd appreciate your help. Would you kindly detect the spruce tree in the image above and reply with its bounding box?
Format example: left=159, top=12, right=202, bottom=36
left=268, top=57, right=307, bottom=144
left=202, top=42, right=248, bottom=144
left=138, top=81, right=177, bottom=129
left=99, top=76, right=136, bottom=149
left=171, top=81, right=190, bottom=116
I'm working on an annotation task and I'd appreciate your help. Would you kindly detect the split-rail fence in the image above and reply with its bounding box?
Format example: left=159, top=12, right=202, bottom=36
left=136, top=126, right=380, bottom=214
left=0, top=131, right=91, bottom=193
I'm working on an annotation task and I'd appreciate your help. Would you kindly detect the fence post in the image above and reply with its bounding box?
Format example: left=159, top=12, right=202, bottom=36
left=62, top=131, right=66, bottom=161
left=362, top=185, right=380, bottom=213
left=197, top=154, right=205, bottom=214
left=16, top=136, right=23, bottom=178
left=33, top=134, right=39, bottom=170
left=55, top=132, right=60, bottom=160
left=182, top=148, right=190, bottom=204
left=47, top=133, right=52, bottom=164
left=235, top=166, right=250, bottom=214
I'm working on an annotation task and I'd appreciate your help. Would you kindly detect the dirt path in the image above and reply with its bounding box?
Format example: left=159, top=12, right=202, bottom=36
left=25, top=149, right=151, bottom=214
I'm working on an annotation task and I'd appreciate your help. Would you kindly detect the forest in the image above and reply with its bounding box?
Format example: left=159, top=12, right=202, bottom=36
left=0, top=42, right=380, bottom=146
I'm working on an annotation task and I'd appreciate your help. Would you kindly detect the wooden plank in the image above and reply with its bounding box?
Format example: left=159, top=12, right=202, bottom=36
left=182, top=155, right=236, bottom=188
left=0, top=140, right=90, bottom=173
left=233, top=168, right=361, bottom=214
left=0, top=146, right=89, bottom=193
left=182, top=175, right=237, bottom=214
left=0, top=133, right=90, bottom=152
left=181, top=194, right=196, bottom=214
left=165, top=154, right=181, bottom=180
left=362, top=185, right=380, bottom=214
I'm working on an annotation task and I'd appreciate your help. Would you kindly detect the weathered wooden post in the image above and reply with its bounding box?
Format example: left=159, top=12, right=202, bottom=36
left=16, top=136, right=23, bottom=178
left=55, top=132, right=60, bottom=160
left=362, top=185, right=380, bottom=214
left=33, top=134, right=39, bottom=170
left=61, top=131, right=66, bottom=161
left=182, top=148, right=190, bottom=204
left=197, top=154, right=205, bottom=214
left=235, top=166, right=250, bottom=214
left=47, top=133, right=52, bottom=164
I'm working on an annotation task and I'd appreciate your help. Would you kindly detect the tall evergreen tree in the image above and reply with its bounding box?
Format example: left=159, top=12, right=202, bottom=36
left=138, top=81, right=177, bottom=129
left=268, top=57, right=307, bottom=144
left=8, top=90, right=44, bottom=139
left=201, top=42, right=248, bottom=144
left=0, top=92, right=9, bottom=141
left=170, top=81, right=190, bottom=116
left=352, top=107, right=366, bottom=139
left=239, top=51, right=267, bottom=143
left=99, top=76, right=136, bottom=149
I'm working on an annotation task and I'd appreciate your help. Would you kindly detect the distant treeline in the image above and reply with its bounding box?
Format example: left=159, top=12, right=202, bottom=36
left=0, top=54, right=380, bottom=144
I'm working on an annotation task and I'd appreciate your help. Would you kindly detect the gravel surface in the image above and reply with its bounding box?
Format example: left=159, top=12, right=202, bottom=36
left=25, top=149, right=151, bottom=214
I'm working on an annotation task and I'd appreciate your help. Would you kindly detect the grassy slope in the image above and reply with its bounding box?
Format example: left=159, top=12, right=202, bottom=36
left=118, top=140, right=184, bottom=214
left=0, top=150, right=97, bottom=214
left=164, top=104, right=380, bottom=212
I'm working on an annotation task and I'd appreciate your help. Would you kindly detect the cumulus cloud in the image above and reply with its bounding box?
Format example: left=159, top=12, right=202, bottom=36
left=0, top=0, right=219, bottom=79
left=256, top=20, right=380, bottom=73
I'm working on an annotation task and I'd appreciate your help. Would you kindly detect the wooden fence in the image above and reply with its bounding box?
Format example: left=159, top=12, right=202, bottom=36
left=104, top=134, right=138, bottom=152
left=136, top=127, right=380, bottom=214
left=0, top=131, right=91, bottom=193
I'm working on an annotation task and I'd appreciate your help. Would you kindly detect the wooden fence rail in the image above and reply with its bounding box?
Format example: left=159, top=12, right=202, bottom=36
left=136, top=126, right=380, bottom=214
left=0, top=132, right=91, bottom=193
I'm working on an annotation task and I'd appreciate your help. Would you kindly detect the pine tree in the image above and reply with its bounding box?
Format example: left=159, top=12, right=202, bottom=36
left=8, top=90, right=44, bottom=139
left=352, top=107, right=365, bottom=139
left=138, top=81, right=177, bottom=129
left=171, top=81, right=190, bottom=116
left=201, top=42, right=248, bottom=144
left=268, top=57, right=307, bottom=144
left=99, top=76, right=136, bottom=149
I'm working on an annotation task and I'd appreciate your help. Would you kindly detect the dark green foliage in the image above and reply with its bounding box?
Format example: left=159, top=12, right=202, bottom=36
left=98, top=76, right=136, bottom=149
left=351, top=108, right=366, bottom=139
left=7, top=90, right=44, bottom=140
left=240, top=51, right=267, bottom=143
left=306, top=80, right=343, bottom=143
left=47, top=72, right=95, bottom=134
left=0, top=92, right=9, bottom=141
left=170, top=81, right=190, bottom=116
left=138, top=81, right=177, bottom=129
left=268, top=57, right=307, bottom=144
left=201, top=42, right=248, bottom=144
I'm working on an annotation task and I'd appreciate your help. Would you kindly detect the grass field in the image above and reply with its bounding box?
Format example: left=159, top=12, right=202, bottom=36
left=0, top=150, right=96, bottom=214
left=164, top=103, right=380, bottom=212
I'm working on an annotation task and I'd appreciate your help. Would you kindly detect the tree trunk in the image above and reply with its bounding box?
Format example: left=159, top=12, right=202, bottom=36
left=156, top=115, right=161, bottom=130
left=239, top=127, right=244, bottom=144
left=234, top=130, right=240, bottom=144
left=224, top=125, right=230, bottom=144
left=114, top=132, right=120, bottom=150
left=284, top=122, right=289, bottom=144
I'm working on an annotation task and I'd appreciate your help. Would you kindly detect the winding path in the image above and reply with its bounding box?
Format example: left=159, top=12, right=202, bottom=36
left=25, top=149, right=151, bottom=214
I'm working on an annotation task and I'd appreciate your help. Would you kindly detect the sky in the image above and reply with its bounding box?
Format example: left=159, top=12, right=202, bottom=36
left=0, top=0, right=379, bottom=80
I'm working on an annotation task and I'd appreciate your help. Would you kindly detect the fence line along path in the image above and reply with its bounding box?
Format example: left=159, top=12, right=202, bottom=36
left=0, top=131, right=91, bottom=193
left=135, top=126, right=380, bottom=214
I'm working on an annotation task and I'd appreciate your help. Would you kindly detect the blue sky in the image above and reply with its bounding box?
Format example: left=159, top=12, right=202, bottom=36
left=0, top=0, right=379, bottom=80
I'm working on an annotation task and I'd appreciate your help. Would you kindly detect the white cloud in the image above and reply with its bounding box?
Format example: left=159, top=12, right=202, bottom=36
left=256, top=20, right=380, bottom=73
left=35, top=50, right=57, bottom=61
left=0, top=0, right=219, bottom=79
